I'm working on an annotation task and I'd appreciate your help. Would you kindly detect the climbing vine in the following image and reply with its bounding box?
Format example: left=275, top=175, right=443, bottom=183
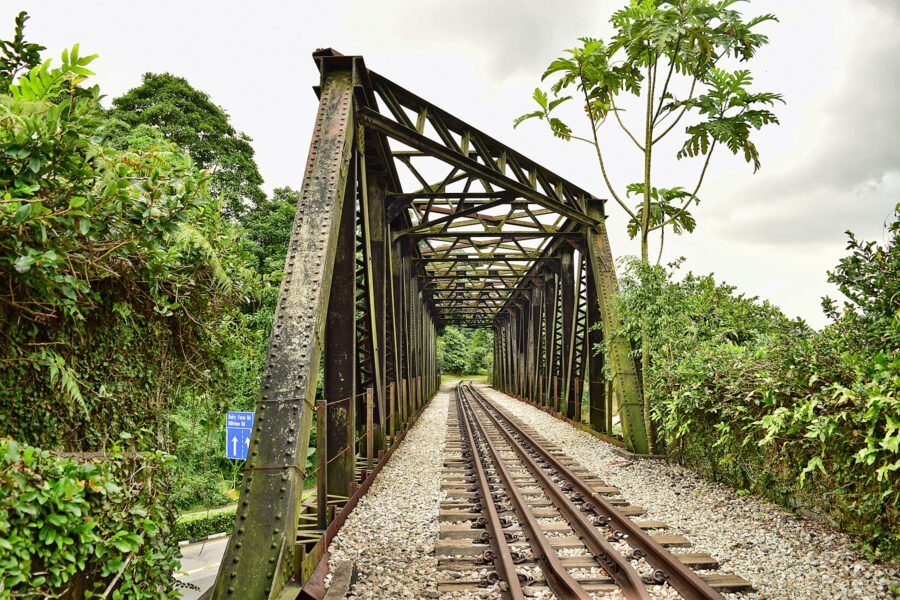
left=0, top=437, right=180, bottom=598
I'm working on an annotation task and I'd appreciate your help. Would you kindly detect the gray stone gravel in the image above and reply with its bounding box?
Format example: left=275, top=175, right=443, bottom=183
left=480, top=384, right=900, bottom=600
left=324, top=386, right=451, bottom=599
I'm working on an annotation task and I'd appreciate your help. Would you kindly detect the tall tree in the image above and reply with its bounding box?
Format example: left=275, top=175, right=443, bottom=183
left=516, top=0, right=783, bottom=450
left=111, top=73, right=265, bottom=218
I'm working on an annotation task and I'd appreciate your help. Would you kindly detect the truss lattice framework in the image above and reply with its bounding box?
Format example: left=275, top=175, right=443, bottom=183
left=205, top=49, right=648, bottom=599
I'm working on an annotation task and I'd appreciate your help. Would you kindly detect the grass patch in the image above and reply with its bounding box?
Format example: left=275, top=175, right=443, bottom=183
left=442, top=373, right=489, bottom=385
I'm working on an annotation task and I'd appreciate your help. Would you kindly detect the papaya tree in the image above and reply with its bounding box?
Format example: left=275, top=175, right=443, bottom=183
left=515, top=0, right=783, bottom=450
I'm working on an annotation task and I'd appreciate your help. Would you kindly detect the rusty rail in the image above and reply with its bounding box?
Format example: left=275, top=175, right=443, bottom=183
left=454, top=385, right=525, bottom=599
left=457, top=384, right=592, bottom=599
left=464, top=383, right=725, bottom=600
left=460, top=383, right=652, bottom=599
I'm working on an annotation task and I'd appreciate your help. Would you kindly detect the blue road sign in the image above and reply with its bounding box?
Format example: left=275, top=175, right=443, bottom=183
left=225, top=411, right=255, bottom=460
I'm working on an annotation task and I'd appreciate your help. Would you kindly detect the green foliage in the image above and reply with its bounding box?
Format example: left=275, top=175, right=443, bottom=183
left=242, top=187, right=298, bottom=276
left=9, top=44, right=98, bottom=102
left=824, top=217, right=900, bottom=353
left=0, top=15, right=288, bottom=592
left=516, top=0, right=782, bottom=247
left=518, top=0, right=785, bottom=454
left=437, top=327, right=468, bottom=373
left=437, top=327, right=493, bottom=374
left=173, top=506, right=236, bottom=542
left=0, top=11, right=44, bottom=90
left=0, top=437, right=180, bottom=598
left=613, top=207, right=900, bottom=557
left=0, top=45, right=254, bottom=451
left=624, top=184, right=696, bottom=239
left=110, top=73, right=265, bottom=218
left=676, top=68, right=782, bottom=172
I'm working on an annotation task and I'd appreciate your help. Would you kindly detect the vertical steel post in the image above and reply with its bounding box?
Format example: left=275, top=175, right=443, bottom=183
left=508, top=311, right=517, bottom=396
left=360, top=158, right=387, bottom=453
left=559, top=246, right=575, bottom=417
left=389, top=382, right=395, bottom=440
left=586, top=263, right=607, bottom=432
left=387, top=226, right=404, bottom=429
left=391, top=240, right=409, bottom=429
left=400, top=251, right=412, bottom=426
left=324, top=149, right=357, bottom=502
left=543, top=271, right=557, bottom=407
left=365, top=387, right=374, bottom=470
left=316, top=400, right=327, bottom=529
left=554, top=376, right=560, bottom=414
left=528, top=283, right=543, bottom=404
left=564, top=255, right=583, bottom=420
left=585, top=198, right=649, bottom=453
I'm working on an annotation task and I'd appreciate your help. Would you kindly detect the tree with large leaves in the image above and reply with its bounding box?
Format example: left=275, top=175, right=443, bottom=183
left=110, top=73, right=265, bottom=218
left=516, top=0, right=783, bottom=450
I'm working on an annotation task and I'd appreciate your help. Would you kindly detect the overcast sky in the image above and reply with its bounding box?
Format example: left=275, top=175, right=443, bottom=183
left=4, top=0, right=897, bottom=327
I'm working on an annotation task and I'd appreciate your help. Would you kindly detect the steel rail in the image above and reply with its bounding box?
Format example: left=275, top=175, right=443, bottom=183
left=461, top=384, right=651, bottom=600
left=465, top=384, right=725, bottom=600
left=454, top=385, right=526, bottom=599
left=457, top=384, right=594, bottom=600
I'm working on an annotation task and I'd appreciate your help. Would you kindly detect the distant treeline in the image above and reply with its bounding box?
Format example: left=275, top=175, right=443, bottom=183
left=437, top=326, right=492, bottom=375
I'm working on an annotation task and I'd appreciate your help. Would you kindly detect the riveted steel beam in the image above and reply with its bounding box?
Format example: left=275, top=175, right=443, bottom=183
left=584, top=198, right=649, bottom=453
left=207, top=67, right=356, bottom=600
left=324, top=143, right=357, bottom=502
left=585, top=261, right=607, bottom=433
left=399, top=231, right=572, bottom=239
left=415, top=255, right=550, bottom=262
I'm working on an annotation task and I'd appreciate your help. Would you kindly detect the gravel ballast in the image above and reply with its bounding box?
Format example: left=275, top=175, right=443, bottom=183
left=324, top=385, right=451, bottom=599
left=480, top=385, right=900, bottom=600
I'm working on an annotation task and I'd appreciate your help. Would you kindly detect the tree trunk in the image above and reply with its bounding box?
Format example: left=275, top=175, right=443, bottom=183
left=641, top=65, right=657, bottom=454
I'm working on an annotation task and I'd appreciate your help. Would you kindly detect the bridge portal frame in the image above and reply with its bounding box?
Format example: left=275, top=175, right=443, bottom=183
left=205, top=49, right=648, bottom=599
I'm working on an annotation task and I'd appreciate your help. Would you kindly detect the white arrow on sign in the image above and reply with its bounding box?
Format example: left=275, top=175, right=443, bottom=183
left=245, top=437, right=250, bottom=447
left=232, top=436, right=238, bottom=456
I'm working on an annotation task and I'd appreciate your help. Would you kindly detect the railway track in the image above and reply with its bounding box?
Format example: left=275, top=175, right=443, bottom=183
left=438, top=382, right=752, bottom=598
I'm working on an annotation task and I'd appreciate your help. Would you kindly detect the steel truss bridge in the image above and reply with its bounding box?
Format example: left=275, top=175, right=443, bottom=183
left=204, top=49, right=649, bottom=599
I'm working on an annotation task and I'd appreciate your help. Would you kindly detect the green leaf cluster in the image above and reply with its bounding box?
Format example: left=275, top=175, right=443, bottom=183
left=677, top=68, right=781, bottom=171
left=516, top=0, right=783, bottom=243
left=109, top=73, right=266, bottom=219
left=624, top=184, right=696, bottom=238
left=613, top=206, right=900, bottom=558
left=0, top=14, right=301, bottom=590
left=0, top=11, right=43, bottom=90
left=0, top=42, right=260, bottom=454
left=0, top=438, right=180, bottom=598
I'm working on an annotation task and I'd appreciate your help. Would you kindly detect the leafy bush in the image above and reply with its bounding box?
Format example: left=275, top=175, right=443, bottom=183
left=0, top=20, right=291, bottom=596
left=0, top=438, right=180, bottom=598
left=0, top=43, right=256, bottom=451
left=437, top=326, right=493, bottom=374
left=173, top=506, right=236, bottom=542
left=614, top=207, right=900, bottom=558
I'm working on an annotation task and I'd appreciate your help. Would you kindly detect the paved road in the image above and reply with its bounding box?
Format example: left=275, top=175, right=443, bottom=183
left=175, top=536, right=229, bottom=599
